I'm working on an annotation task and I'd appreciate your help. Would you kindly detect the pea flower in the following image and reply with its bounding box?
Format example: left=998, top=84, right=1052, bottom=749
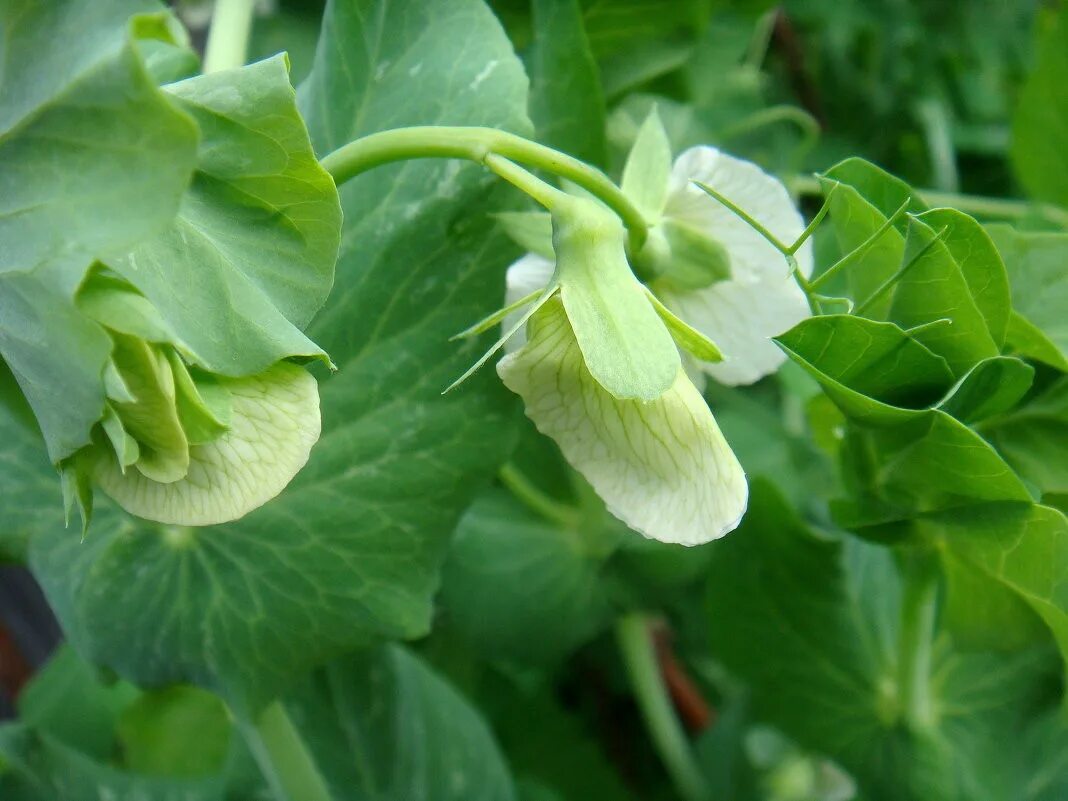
left=463, top=187, right=747, bottom=546
left=63, top=270, right=321, bottom=528
left=500, top=111, right=812, bottom=389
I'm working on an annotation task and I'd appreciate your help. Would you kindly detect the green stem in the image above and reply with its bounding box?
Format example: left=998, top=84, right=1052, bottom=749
left=790, top=175, right=1068, bottom=227
left=241, top=702, right=334, bottom=801
left=616, top=615, right=711, bottom=801
left=499, top=463, right=581, bottom=529
left=202, top=0, right=255, bottom=73
left=896, top=557, right=939, bottom=730
left=320, top=126, right=650, bottom=251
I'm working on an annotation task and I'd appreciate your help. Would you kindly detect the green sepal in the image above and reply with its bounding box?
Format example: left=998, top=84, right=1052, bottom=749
left=167, top=351, right=232, bottom=445
left=99, top=404, right=140, bottom=472
left=451, top=289, right=543, bottom=341
left=78, top=272, right=183, bottom=350
left=554, top=196, right=679, bottom=401
left=621, top=106, right=672, bottom=218
left=60, top=455, right=94, bottom=537
left=444, top=284, right=560, bottom=393
left=108, top=334, right=189, bottom=484
left=494, top=212, right=554, bottom=259
left=103, top=361, right=136, bottom=404
left=643, top=287, right=723, bottom=363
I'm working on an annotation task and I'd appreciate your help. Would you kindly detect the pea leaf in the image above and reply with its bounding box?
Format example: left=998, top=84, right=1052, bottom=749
left=110, top=55, right=340, bottom=376
left=529, top=0, right=607, bottom=166
left=983, top=377, right=1068, bottom=497
left=706, top=481, right=1063, bottom=801
left=1011, top=6, right=1068, bottom=208
left=441, top=490, right=610, bottom=665
left=0, top=0, right=199, bottom=462
left=777, top=316, right=1032, bottom=515
left=21, top=0, right=530, bottom=713
left=283, top=646, right=516, bottom=801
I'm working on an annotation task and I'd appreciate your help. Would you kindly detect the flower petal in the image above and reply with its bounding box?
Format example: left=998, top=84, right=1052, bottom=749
left=95, top=361, right=320, bottom=526
left=660, top=275, right=810, bottom=386
left=502, top=253, right=556, bottom=351
left=664, top=145, right=813, bottom=281
left=498, top=298, right=747, bottom=545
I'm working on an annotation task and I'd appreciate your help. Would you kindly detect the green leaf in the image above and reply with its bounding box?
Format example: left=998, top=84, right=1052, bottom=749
left=987, top=225, right=1068, bottom=371
left=983, top=377, right=1068, bottom=497
left=936, top=356, right=1033, bottom=424
left=15, top=646, right=139, bottom=762
left=0, top=273, right=113, bottom=464
left=916, top=208, right=1011, bottom=349
left=441, top=490, right=610, bottom=665
left=23, top=0, right=530, bottom=713
left=706, top=481, right=1062, bottom=801
left=283, top=646, right=516, bottom=801
left=0, top=728, right=225, bottom=801
left=919, top=503, right=1068, bottom=692
left=775, top=315, right=954, bottom=425
left=621, top=107, right=672, bottom=217
left=1011, top=6, right=1068, bottom=207
left=823, top=157, right=927, bottom=222
left=777, top=316, right=1032, bottom=515
left=818, top=177, right=904, bottom=319
left=0, top=0, right=198, bottom=280
left=117, top=687, right=232, bottom=778
left=889, top=215, right=1000, bottom=377
left=0, top=0, right=199, bottom=462
left=528, top=0, right=607, bottom=166
left=111, top=55, right=340, bottom=376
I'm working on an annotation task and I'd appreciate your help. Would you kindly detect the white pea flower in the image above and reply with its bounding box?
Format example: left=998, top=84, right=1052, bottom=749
left=463, top=190, right=747, bottom=546
left=500, top=112, right=812, bottom=388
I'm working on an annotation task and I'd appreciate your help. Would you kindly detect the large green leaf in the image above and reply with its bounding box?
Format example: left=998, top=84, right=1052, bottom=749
left=23, top=0, right=530, bottom=713
left=987, top=225, right=1068, bottom=371
left=1011, top=6, right=1068, bottom=208
left=111, top=55, right=340, bottom=376
left=0, top=0, right=199, bottom=461
left=441, top=490, right=610, bottom=665
left=528, top=0, right=606, bottom=166
left=706, top=482, right=1065, bottom=801
left=283, top=645, right=516, bottom=801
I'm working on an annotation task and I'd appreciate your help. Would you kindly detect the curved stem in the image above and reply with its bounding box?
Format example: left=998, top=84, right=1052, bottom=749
left=320, top=126, right=649, bottom=251
left=896, top=556, right=939, bottom=730
left=203, top=0, right=255, bottom=74
left=499, top=463, right=581, bottom=529
left=616, top=614, right=711, bottom=801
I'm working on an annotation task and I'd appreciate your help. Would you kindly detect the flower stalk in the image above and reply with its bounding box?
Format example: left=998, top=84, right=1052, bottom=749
left=320, top=126, right=650, bottom=252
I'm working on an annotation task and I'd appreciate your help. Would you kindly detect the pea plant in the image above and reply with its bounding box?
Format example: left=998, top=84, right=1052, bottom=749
left=2, top=0, right=1068, bottom=799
